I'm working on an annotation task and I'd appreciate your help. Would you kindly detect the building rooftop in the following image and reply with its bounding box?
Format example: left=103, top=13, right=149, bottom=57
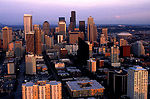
left=66, top=80, right=104, bottom=91
left=129, top=65, right=146, bottom=71
left=117, top=32, right=132, bottom=36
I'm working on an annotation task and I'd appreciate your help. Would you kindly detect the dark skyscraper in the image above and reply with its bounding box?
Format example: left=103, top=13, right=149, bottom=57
left=69, top=11, right=76, bottom=31
left=79, top=21, right=85, bottom=39
left=43, top=21, right=50, bottom=35
left=59, top=17, right=65, bottom=22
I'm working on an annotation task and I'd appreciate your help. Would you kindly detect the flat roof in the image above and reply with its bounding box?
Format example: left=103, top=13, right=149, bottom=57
left=129, top=65, right=147, bottom=71
left=66, top=80, right=104, bottom=91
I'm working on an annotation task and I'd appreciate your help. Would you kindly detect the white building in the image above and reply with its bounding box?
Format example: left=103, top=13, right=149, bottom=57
left=127, top=66, right=148, bottom=99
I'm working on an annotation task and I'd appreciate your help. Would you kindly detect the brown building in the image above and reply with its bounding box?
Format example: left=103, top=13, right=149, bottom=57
left=24, top=14, right=32, bottom=40
left=2, top=27, right=13, bottom=51
left=69, top=31, right=84, bottom=44
left=43, top=21, right=50, bottom=35
left=26, top=32, right=34, bottom=54
left=120, top=45, right=131, bottom=57
left=34, top=25, right=42, bottom=55
left=87, top=16, right=97, bottom=42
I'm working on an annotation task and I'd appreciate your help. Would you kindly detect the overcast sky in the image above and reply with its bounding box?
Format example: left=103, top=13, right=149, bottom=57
left=0, top=0, right=150, bottom=25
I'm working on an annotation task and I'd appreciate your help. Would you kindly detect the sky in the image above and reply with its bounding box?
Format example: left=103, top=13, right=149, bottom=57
left=0, top=0, right=150, bottom=25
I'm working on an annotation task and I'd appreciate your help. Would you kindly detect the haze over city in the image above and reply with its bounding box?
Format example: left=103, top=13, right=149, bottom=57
left=0, top=0, right=150, bottom=25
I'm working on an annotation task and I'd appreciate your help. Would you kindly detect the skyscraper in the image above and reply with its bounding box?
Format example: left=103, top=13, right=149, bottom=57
left=26, top=31, right=34, bottom=54
left=45, top=35, right=54, bottom=49
left=43, top=21, right=50, bottom=35
left=69, top=11, right=76, bottom=31
left=25, top=54, right=36, bottom=75
left=58, top=21, right=66, bottom=39
left=2, top=26, right=13, bottom=51
left=59, top=17, right=65, bottom=22
left=127, top=66, right=148, bottom=99
left=131, top=41, right=145, bottom=57
left=79, top=21, right=85, bottom=40
left=15, top=40, right=23, bottom=59
left=111, top=45, right=120, bottom=67
left=87, top=16, right=97, bottom=42
left=102, top=28, right=108, bottom=41
left=34, top=25, right=42, bottom=55
left=24, top=14, right=32, bottom=40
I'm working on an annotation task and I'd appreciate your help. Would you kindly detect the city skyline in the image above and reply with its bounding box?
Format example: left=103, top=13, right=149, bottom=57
left=0, top=0, right=150, bottom=25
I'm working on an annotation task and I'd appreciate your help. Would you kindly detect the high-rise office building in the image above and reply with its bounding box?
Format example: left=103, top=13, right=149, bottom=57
left=26, top=31, right=34, bottom=54
left=2, top=26, right=13, bottom=51
left=22, top=80, right=62, bottom=99
left=24, top=14, right=32, bottom=40
left=15, top=40, right=23, bottom=59
left=87, top=16, right=97, bottom=42
left=79, top=21, right=85, bottom=33
left=25, top=54, right=36, bottom=75
left=43, top=21, right=50, bottom=35
left=79, top=21, right=85, bottom=40
left=131, top=41, right=145, bottom=57
left=87, top=58, right=96, bottom=72
left=69, top=11, right=76, bottom=31
left=69, top=31, right=84, bottom=44
left=111, top=45, right=120, bottom=67
left=127, top=66, right=148, bottom=99
left=34, top=25, right=42, bottom=55
left=58, top=21, right=66, bottom=39
left=45, top=35, right=54, bottom=49
left=59, top=17, right=65, bottom=22
left=102, top=28, right=108, bottom=41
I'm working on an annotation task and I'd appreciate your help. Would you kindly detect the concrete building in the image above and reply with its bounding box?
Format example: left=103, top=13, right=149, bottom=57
left=22, top=80, right=62, bottom=99
left=24, top=14, right=32, bottom=40
left=2, top=26, right=13, bottom=51
left=66, top=80, right=104, bottom=98
left=87, top=58, right=96, bottom=72
left=127, top=66, right=148, bottom=99
left=87, top=16, right=97, bottom=42
left=25, top=54, right=36, bottom=75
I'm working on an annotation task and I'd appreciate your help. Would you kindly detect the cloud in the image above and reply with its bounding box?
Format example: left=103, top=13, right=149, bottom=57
left=115, top=16, right=121, bottom=19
